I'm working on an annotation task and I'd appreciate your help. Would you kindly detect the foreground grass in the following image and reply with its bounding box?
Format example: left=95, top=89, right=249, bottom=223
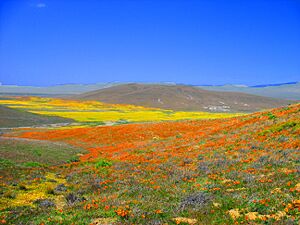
left=0, top=104, right=299, bottom=224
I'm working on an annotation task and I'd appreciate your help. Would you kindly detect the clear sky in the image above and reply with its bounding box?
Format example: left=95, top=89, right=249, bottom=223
left=0, top=0, right=299, bottom=86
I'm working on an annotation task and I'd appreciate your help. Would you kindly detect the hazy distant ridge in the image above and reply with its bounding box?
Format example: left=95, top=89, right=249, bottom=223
left=198, top=82, right=300, bottom=100
left=0, top=82, right=299, bottom=100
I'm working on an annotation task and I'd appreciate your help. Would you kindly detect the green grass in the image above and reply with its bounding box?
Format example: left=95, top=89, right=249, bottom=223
left=0, top=138, right=86, bottom=166
left=260, top=121, right=300, bottom=135
left=21, top=161, right=44, bottom=168
left=0, top=158, right=14, bottom=170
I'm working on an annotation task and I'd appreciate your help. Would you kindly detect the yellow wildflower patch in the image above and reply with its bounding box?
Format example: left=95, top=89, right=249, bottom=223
left=0, top=173, right=66, bottom=210
left=228, top=209, right=241, bottom=220
left=0, top=97, right=243, bottom=123
left=172, top=217, right=198, bottom=225
left=245, top=211, right=286, bottom=221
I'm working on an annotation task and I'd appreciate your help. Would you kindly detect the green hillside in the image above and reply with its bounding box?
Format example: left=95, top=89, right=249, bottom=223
left=0, top=105, right=74, bottom=128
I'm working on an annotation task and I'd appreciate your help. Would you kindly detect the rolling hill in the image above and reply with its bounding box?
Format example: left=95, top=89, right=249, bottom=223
left=74, top=83, right=294, bottom=112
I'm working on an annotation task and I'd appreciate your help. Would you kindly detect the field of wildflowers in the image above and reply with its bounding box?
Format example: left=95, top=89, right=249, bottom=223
left=0, top=97, right=242, bottom=124
left=0, top=102, right=299, bottom=224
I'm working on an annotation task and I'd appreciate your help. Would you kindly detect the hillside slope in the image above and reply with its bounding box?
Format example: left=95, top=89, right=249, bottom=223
left=0, top=105, right=74, bottom=128
left=74, top=83, right=293, bottom=112
left=3, top=104, right=299, bottom=224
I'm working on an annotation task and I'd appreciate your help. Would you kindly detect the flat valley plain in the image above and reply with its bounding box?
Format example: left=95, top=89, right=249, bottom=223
left=0, top=96, right=299, bottom=225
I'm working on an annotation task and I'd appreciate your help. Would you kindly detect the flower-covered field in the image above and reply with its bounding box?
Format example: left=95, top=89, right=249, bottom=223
left=0, top=102, right=299, bottom=224
left=0, top=97, right=242, bottom=124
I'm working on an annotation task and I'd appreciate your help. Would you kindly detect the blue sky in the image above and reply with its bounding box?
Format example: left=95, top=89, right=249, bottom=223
left=0, top=0, right=299, bottom=86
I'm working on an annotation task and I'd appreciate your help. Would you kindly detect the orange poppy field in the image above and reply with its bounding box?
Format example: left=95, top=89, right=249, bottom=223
left=0, top=103, right=299, bottom=224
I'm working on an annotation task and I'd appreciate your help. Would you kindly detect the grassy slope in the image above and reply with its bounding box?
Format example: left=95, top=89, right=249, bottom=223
left=0, top=105, right=75, bottom=128
left=0, top=138, right=85, bottom=166
left=0, top=137, right=86, bottom=181
left=0, top=104, right=299, bottom=224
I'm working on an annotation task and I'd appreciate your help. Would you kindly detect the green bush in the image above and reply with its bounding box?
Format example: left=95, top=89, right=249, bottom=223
left=67, top=155, right=80, bottom=163
left=95, top=159, right=112, bottom=168
left=266, top=112, right=276, bottom=120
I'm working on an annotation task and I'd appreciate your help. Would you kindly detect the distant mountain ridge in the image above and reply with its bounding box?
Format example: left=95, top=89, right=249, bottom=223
left=0, top=83, right=119, bottom=96
left=198, top=82, right=300, bottom=100
left=73, top=83, right=293, bottom=112
left=250, top=81, right=297, bottom=88
left=178, top=81, right=298, bottom=88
